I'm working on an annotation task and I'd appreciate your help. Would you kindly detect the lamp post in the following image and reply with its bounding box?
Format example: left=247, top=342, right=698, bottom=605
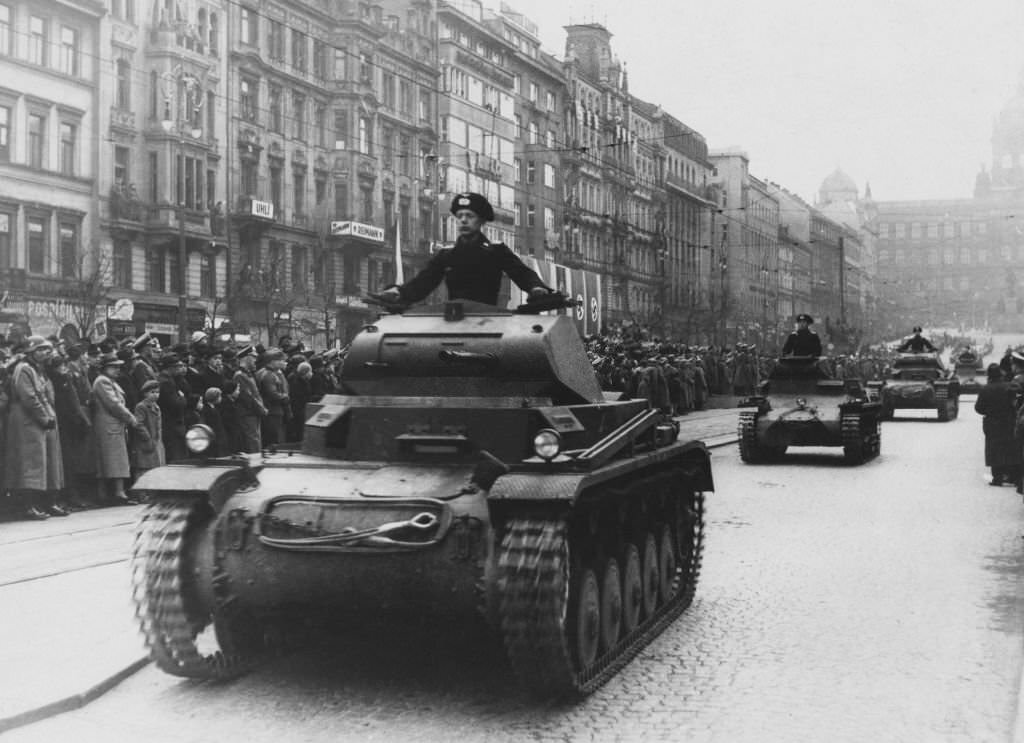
left=161, top=65, right=203, bottom=343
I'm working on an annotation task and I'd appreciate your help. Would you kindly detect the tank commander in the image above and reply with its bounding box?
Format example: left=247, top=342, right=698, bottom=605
left=379, top=192, right=551, bottom=307
left=897, top=326, right=937, bottom=353
left=781, top=314, right=823, bottom=357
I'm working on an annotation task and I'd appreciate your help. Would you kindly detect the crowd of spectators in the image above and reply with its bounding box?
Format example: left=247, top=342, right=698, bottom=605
left=0, top=330, right=345, bottom=521
left=0, top=320, right=982, bottom=521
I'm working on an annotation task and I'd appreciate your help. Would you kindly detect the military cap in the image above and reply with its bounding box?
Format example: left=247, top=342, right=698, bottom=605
left=26, top=336, right=53, bottom=352
left=236, top=344, right=255, bottom=359
left=132, top=331, right=154, bottom=350
left=912, top=326, right=922, bottom=333
left=141, top=379, right=161, bottom=393
left=796, top=313, right=813, bottom=324
left=261, top=347, right=285, bottom=363
left=449, top=192, right=495, bottom=221
left=1012, top=351, right=1024, bottom=365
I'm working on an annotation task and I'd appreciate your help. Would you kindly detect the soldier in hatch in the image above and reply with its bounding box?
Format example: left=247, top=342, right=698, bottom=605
left=782, top=314, right=823, bottom=357
left=379, top=192, right=551, bottom=307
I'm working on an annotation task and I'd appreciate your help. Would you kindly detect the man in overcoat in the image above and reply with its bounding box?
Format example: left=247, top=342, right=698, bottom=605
left=257, top=348, right=290, bottom=446
left=91, top=352, right=141, bottom=504
left=977, top=363, right=1021, bottom=487
left=5, top=336, right=64, bottom=519
left=232, top=346, right=266, bottom=453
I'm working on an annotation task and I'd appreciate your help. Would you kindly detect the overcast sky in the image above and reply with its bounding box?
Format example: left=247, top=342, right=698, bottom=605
left=499, top=0, right=1024, bottom=205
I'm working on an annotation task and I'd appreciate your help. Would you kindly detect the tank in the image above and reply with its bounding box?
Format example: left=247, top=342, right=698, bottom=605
left=868, top=352, right=960, bottom=421
left=129, top=298, right=714, bottom=699
left=952, top=349, right=983, bottom=394
left=737, top=356, right=881, bottom=464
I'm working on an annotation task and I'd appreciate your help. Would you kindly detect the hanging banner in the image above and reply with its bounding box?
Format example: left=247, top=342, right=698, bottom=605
left=502, top=253, right=602, bottom=335
left=584, top=270, right=603, bottom=335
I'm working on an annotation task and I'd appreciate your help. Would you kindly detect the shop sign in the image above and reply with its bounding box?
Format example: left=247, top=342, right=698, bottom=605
left=146, top=322, right=178, bottom=335
left=250, top=199, right=275, bottom=219
left=330, top=221, right=384, bottom=242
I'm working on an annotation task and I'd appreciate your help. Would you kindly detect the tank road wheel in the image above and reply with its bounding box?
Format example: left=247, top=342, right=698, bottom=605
left=620, top=544, right=643, bottom=634
left=599, top=559, right=623, bottom=653
left=572, top=567, right=601, bottom=670
left=738, top=411, right=764, bottom=464
left=131, top=498, right=258, bottom=680
left=674, top=491, right=707, bottom=611
left=640, top=532, right=660, bottom=618
left=657, top=527, right=678, bottom=603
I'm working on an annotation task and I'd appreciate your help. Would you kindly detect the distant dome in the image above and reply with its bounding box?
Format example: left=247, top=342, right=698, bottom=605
left=819, top=168, right=858, bottom=205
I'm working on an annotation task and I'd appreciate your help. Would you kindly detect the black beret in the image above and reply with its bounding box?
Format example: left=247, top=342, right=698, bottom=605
left=912, top=326, right=922, bottom=333
left=796, top=314, right=813, bottom=324
left=450, top=192, right=494, bottom=221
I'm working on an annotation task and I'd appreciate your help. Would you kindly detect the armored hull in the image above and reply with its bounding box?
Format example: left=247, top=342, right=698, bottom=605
left=130, top=300, right=714, bottom=698
left=738, top=356, right=881, bottom=464
left=870, top=352, right=960, bottom=421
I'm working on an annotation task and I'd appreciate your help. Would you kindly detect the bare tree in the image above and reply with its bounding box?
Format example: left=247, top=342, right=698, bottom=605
left=46, top=243, right=113, bottom=340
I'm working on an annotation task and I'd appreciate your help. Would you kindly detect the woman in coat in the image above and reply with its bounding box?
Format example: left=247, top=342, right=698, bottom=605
left=976, top=363, right=1020, bottom=487
left=5, top=337, right=65, bottom=519
left=91, top=352, right=141, bottom=504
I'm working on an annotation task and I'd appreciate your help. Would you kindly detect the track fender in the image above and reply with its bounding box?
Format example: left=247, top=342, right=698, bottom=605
left=131, top=463, right=258, bottom=511
left=488, top=474, right=588, bottom=503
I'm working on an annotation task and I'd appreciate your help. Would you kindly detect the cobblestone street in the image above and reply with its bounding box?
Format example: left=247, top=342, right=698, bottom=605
left=6, top=404, right=1023, bottom=743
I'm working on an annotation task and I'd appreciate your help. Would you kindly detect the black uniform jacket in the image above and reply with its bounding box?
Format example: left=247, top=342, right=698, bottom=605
left=396, top=234, right=548, bottom=306
left=897, top=336, right=936, bottom=353
left=782, top=328, right=823, bottom=357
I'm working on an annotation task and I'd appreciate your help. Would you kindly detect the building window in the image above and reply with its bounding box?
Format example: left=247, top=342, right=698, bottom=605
left=543, top=163, right=555, bottom=188
left=209, top=12, right=218, bottom=54
left=358, top=116, right=370, bottom=154
left=147, top=247, right=165, bottom=292
left=292, top=92, right=305, bottom=140
left=528, top=122, right=538, bottom=144
left=268, top=84, right=282, bottom=132
left=526, top=161, right=535, bottom=184
left=293, top=168, right=305, bottom=215
left=59, top=26, right=78, bottom=76
left=240, top=76, right=257, bottom=121
left=0, top=211, right=9, bottom=268
left=28, top=113, right=45, bottom=169
left=382, top=71, right=395, bottom=109
left=269, top=164, right=282, bottom=214
left=111, top=240, right=131, bottom=288
left=400, top=135, right=411, bottom=176
left=27, top=216, right=46, bottom=273
left=149, top=151, right=158, bottom=202
left=526, top=204, right=535, bottom=228
left=361, top=188, right=372, bottom=221
left=546, top=90, right=555, bottom=111
left=514, top=202, right=521, bottom=226
left=313, top=39, right=326, bottom=78
left=291, top=245, right=306, bottom=291
left=240, top=159, right=256, bottom=196
left=335, top=181, right=348, bottom=216
left=314, top=104, right=326, bottom=147
left=116, top=59, right=131, bottom=109
left=0, top=4, right=10, bottom=56
left=114, top=145, right=129, bottom=186
left=200, top=253, right=215, bottom=297
left=240, top=6, right=256, bottom=45
left=59, top=122, right=75, bottom=176
left=315, top=176, right=326, bottom=205
left=0, top=105, right=8, bottom=163
left=514, top=158, right=521, bottom=182
left=29, top=15, right=46, bottom=66
left=544, top=207, right=554, bottom=231
left=268, top=19, right=283, bottom=61
left=59, top=221, right=77, bottom=277
left=291, top=29, right=307, bottom=71
left=528, top=81, right=537, bottom=103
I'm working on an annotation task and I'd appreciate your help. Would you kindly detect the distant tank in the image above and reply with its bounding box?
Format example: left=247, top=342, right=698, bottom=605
left=129, top=297, right=714, bottom=699
left=952, top=349, right=983, bottom=395
left=868, top=352, right=960, bottom=421
left=737, top=356, right=881, bottom=464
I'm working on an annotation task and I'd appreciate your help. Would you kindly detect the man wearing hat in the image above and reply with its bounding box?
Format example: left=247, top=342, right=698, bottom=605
left=91, top=352, right=142, bottom=505
left=782, top=314, right=823, bottom=357
left=897, top=326, right=936, bottom=353
left=256, top=348, right=289, bottom=446
left=379, top=192, right=551, bottom=306
left=5, top=336, right=65, bottom=519
left=157, top=353, right=190, bottom=462
left=232, top=346, right=267, bottom=452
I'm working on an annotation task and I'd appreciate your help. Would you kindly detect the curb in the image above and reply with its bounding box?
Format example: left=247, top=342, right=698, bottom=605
left=0, top=656, right=150, bottom=735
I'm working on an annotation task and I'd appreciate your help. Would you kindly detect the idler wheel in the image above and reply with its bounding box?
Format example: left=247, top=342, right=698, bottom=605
left=599, top=558, right=622, bottom=653
left=641, top=533, right=660, bottom=618
left=658, top=527, right=678, bottom=603
left=620, top=544, right=643, bottom=634
left=573, top=567, right=601, bottom=669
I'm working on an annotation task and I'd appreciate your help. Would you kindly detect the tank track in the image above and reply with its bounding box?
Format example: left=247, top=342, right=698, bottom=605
left=841, top=412, right=880, bottom=464
left=498, top=489, right=705, bottom=698
left=738, top=410, right=761, bottom=463
left=131, top=497, right=259, bottom=680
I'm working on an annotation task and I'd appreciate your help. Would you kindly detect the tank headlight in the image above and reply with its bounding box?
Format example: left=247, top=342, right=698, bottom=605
left=796, top=397, right=807, bottom=409
left=532, top=429, right=562, bottom=460
left=185, top=424, right=215, bottom=454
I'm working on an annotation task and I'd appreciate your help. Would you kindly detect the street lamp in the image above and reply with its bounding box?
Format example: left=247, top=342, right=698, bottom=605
left=161, top=66, right=204, bottom=343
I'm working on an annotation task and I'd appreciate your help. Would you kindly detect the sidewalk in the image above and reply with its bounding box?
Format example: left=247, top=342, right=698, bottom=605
left=0, top=405, right=741, bottom=734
